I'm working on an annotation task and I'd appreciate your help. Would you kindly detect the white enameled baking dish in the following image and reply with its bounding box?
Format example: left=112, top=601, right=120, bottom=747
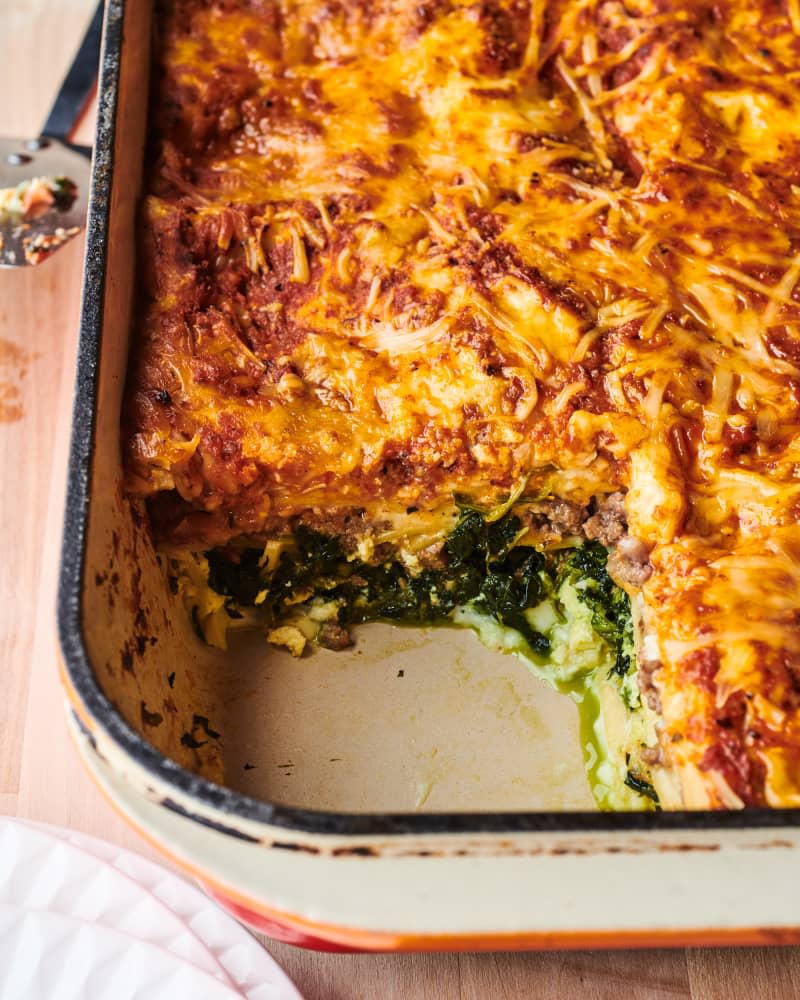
left=58, top=0, right=800, bottom=950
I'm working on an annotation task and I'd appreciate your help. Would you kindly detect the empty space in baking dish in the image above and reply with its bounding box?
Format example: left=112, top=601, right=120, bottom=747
left=219, top=626, right=593, bottom=812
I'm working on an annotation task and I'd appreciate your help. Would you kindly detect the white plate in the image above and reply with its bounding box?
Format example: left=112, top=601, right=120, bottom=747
left=0, top=818, right=303, bottom=1000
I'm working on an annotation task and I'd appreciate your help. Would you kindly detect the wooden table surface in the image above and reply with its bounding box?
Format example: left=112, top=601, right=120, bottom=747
left=2, top=2, right=800, bottom=997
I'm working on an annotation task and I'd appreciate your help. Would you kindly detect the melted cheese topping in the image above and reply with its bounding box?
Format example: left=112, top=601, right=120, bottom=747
left=125, top=0, right=800, bottom=809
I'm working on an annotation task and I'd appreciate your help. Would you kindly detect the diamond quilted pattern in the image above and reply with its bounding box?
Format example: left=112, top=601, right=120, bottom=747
left=0, top=819, right=302, bottom=1000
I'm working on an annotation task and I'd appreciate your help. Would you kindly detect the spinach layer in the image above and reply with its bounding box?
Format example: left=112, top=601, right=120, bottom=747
left=204, top=508, right=632, bottom=673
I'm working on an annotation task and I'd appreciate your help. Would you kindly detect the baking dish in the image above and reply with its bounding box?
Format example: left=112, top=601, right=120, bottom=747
left=57, top=0, right=800, bottom=950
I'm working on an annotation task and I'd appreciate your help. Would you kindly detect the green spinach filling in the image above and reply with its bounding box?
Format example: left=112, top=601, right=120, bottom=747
left=206, top=512, right=629, bottom=668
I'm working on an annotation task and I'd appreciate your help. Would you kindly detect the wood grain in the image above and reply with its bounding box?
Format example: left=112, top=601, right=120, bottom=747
left=1, top=2, right=799, bottom=996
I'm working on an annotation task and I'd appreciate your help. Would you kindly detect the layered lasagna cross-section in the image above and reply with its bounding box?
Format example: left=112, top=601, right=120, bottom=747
left=124, top=0, right=800, bottom=810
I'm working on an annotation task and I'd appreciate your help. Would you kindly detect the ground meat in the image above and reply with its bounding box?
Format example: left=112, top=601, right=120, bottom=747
left=294, top=508, right=390, bottom=555
left=638, top=658, right=663, bottom=713
left=584, top=493, right=653, bottom=586
left=608, top=536, right=653, bottom=588
left=639, top=746, right=663, bottom=765
left=417, top=541, right=446, bottom=570
left=318, top=622, right=354, bottom=650
left=644, top=690, right=662, bottom=712
left=583, top=492, right=627, bottom=547
left=522, top=498, right=587, bottom=543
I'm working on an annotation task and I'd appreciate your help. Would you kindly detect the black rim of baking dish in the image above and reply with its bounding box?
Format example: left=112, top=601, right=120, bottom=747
left=57, top=0, right=800, bottom=841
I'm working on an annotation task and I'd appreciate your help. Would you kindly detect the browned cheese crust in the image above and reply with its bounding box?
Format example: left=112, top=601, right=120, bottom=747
left=124, top=0, right=800, bottom=809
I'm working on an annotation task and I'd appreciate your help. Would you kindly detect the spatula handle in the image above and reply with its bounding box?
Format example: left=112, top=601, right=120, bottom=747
left=41, top=2, right=104, bottom=149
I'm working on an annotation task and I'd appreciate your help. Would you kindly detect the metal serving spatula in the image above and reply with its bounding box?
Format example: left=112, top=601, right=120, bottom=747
left=0, top=3, right=103, bottom=268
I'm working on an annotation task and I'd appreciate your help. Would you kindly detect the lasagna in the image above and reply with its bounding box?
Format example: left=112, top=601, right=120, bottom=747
left=124, top=0, right=800, bottom=810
